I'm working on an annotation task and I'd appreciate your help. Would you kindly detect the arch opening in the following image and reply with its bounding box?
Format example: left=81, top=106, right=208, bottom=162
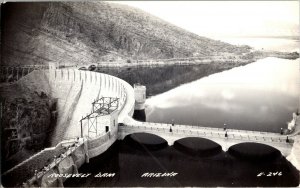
left=228, top=142, right=282, bottom=162
left=124, top=133, right=168, bottom=150
left=174, top=137, right=222, bottom=157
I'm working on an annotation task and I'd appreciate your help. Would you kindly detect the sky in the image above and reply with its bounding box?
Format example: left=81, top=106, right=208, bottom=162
left=111, top=1, right=299, bottom=38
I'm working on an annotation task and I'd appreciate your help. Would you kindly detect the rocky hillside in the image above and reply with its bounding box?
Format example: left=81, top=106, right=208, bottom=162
left=0, top=71, right=56, bottom=171
left=1, top=2, right=253, bottom=66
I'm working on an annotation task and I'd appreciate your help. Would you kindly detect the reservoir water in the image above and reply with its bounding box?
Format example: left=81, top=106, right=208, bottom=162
left=145, top=36, right=299, bottom=132
left=67, top=37, right=299, bottom=187
left=146, top=57, right=299, bottom=133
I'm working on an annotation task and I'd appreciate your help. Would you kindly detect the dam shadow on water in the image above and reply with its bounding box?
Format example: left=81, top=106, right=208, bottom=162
left=95, top=64, right=232, bottom=97
left=65, top=133, right=299, bottom=187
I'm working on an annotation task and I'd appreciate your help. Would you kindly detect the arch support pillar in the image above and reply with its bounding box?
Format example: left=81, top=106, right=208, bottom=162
left=167, top=139, right=175, bottom=146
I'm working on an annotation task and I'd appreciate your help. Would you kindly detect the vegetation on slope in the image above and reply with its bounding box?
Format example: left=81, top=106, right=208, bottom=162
left=1, top=2, right=254, bottom=66
left=0, top=72, right=56, bottom=172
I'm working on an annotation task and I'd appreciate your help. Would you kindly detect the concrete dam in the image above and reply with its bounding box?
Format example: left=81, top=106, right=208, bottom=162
left=2, top=65, right=300, bottom=187
left=2, top=65, right=135, bottom=187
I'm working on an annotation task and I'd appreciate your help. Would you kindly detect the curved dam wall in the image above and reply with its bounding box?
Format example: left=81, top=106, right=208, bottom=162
left=47, top=68, right=135, bottom=145
left=44, top=68, right=135, bottom=185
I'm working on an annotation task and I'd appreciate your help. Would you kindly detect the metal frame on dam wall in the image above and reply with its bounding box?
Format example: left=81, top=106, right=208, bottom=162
left=48, top=65, right=135, bottom=144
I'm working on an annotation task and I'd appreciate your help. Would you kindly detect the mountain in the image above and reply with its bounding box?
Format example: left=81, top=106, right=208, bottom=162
left=1, top=2, right=253, bottom=66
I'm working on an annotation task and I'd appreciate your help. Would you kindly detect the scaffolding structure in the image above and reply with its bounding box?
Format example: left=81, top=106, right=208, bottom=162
left=92, top=97, right=119, bottom=115
left=79, top=97, right=119, bottom=138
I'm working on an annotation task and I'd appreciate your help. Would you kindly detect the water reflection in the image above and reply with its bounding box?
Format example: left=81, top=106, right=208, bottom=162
left=133, top=109, right=146, bottom=122
left=96, top=64, right=232, bottom=96
left=146, top=57, right=299, bottom=132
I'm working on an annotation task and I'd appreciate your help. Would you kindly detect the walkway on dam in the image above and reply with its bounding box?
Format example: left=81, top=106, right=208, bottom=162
left=119, top=118, right=298, bottom=156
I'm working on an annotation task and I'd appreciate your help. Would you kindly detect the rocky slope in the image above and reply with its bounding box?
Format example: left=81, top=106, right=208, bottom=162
left=0, top=71, right=56, bottom=172
left=1, top=2, right=255, bottom=66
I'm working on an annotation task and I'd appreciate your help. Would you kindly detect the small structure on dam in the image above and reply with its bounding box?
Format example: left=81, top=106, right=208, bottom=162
left=134, top=83, right=146, bottom=110
left=133, top=84, right=146, bottom=121
left=79, top=97, right=119, bottom=138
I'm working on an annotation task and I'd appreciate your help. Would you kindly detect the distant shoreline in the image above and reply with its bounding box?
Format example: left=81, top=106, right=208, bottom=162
left=217, top=36, right=299, bottom=40
left=75, top=51, right=299, bottom=69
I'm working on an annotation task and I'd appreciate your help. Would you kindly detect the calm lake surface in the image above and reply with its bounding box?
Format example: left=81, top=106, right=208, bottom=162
left=67, top=37, right=299, bottom=187
left=146, top=57, right=299, bottom=132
